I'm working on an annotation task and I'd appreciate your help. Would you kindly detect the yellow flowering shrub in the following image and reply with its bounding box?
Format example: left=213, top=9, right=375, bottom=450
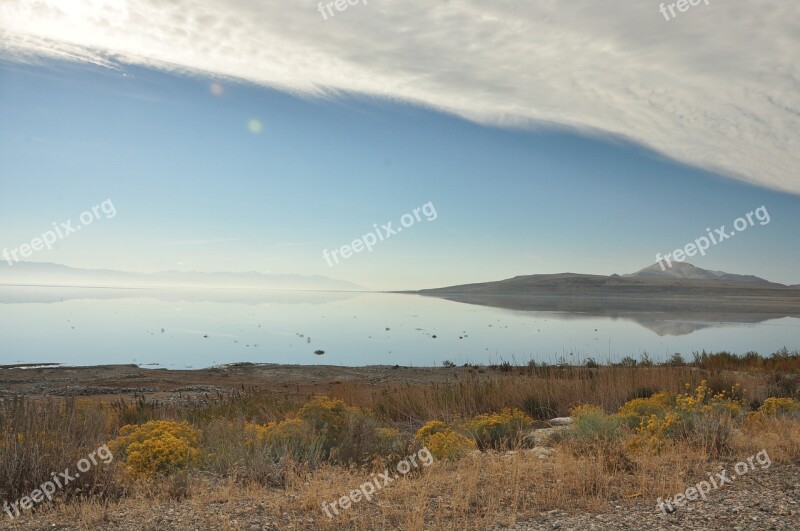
left=245, top=417, right=324, bottom=460
left=462, top=408, right=533, bottom=449
left=617, top=392, right=673, bottom=428
left=244, top=421, right=270, bottom=446
left=625, top=381, right=744, bottom=453
left=244, top=396, right=411, bottom=464
left=414, top=420, right=477, bottom=460
left=110, top=420, right=201, bottom=477
left=421, top=428, right=476, bottom=460
left=675, top=380, right=744, bottom=417
left=270, top=418, right=312, bottom=448
left=629, top=411, right=681, bottom=451
left=296, top=396, right=358, bottom=451
left=414, top=421, right=448, bottom=443
left=748, top=397, right=800, bottom=422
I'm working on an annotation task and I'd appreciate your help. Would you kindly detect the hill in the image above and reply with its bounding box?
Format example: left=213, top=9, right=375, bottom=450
left=0, top=262, right=363, bottom=291
left=416, top=263, right=799, bottom=315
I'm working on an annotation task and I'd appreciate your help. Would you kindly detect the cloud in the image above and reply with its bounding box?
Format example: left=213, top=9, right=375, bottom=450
left=277, top=242, right=321, bottom=247
left=164, top=238, right=240, bottom=246
left=2, top=0, right=798, bottom=193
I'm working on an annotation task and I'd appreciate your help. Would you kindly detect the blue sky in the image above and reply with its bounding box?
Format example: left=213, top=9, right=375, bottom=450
left=1, top=58, right=798, bottom=290
left=1, top=1, right=798, bottom=290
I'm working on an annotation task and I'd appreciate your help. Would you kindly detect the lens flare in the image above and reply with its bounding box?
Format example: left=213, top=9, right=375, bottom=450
left=248, top=119, right=262, bottom=134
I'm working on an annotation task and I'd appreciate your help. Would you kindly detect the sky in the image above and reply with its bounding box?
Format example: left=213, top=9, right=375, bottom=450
left=0, top=0, right=799, bottom=290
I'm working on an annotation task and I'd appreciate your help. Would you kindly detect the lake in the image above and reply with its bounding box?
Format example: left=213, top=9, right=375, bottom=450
left=0, top=286, right=798, bottom=368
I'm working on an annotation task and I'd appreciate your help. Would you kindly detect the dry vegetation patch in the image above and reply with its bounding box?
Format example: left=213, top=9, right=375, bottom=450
left=2, top=354, right=800, bottom=529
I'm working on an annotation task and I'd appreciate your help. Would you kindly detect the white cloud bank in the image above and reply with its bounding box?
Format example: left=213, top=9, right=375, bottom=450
left=1, top=0, right=799, bottom=193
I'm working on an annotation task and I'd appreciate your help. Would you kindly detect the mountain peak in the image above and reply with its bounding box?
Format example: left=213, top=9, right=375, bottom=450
left=628, top=262, right=770, bottom=284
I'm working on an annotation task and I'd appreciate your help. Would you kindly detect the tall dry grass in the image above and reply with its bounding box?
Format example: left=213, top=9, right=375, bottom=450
left=331, top=366, right=774, bottom=423
left=0, top=398, right=121, bottom=503
left=2, top=358, right=799, bottom=527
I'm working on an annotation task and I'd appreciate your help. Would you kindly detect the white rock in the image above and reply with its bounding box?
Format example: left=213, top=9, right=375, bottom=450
left=522, top=425, right=569, bottom=447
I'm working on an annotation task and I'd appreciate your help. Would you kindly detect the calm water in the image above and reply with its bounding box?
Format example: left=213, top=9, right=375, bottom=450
left=0, top=287, right=798, bottom=368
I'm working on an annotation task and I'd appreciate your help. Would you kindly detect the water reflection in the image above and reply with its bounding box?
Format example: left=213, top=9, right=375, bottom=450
left=0, top=287, right=797, bottom=368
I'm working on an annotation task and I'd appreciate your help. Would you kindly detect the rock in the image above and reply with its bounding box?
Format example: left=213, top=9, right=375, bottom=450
left=524, top=446, right=555, bottom=459
left=548, top=417, right=574, bottom=426
left=523, top=425, right=569, bottom=447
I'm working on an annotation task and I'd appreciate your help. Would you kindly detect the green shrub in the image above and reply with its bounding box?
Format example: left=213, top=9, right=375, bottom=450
left=462, top=408, right=533, bottom=449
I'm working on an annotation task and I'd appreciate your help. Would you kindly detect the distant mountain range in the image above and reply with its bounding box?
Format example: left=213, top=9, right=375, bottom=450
left=0, top=262, right=363, bottom=292
left=416, top=262, right=800, bottom=316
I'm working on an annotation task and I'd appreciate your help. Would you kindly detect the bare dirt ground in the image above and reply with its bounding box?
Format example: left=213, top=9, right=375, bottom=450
left=0, top=363, right=473, bottom=401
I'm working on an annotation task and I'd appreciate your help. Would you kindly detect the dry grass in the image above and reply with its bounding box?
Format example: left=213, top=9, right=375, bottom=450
left=0, top=398, right=122, bottom=503
left=20, top=419, right=800, bottom=530
left=331, top=366, right=773, bottom=422
left=2, top=359, right=800, bottom=528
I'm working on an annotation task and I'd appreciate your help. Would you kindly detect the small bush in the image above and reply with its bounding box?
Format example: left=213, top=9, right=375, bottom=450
left=668, top=353, right=685, bottom=366
left=617, top=391, right=673, bottom=429
left=330, top=409, right=396, bottom=465
left=250, top=397, right=401, bottom=466
left=296, top=396, right=354, bottom=455
left=374, top=427, right=408, bottom=459
left=204, top=420, right=296, bottom=487
left=562, top=405, right=622, bottom=446
left=556, top=404, right=630, bottom=472
left=246, top=418, right=322, bottom=463
left=415, top=420, right=448, bottom=443
left=462, top=408, right=533, bottom=449
left=771, top=346, right=791, bottom=360
left=420, top=429, right=476, bottom=461
left=748, top=397, right=800, bottom=423
left=707, top=375, right=748, bottom=403
left=627, top=381, right=744, bottom=455
left=110, top=421, right=201, bottom=477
